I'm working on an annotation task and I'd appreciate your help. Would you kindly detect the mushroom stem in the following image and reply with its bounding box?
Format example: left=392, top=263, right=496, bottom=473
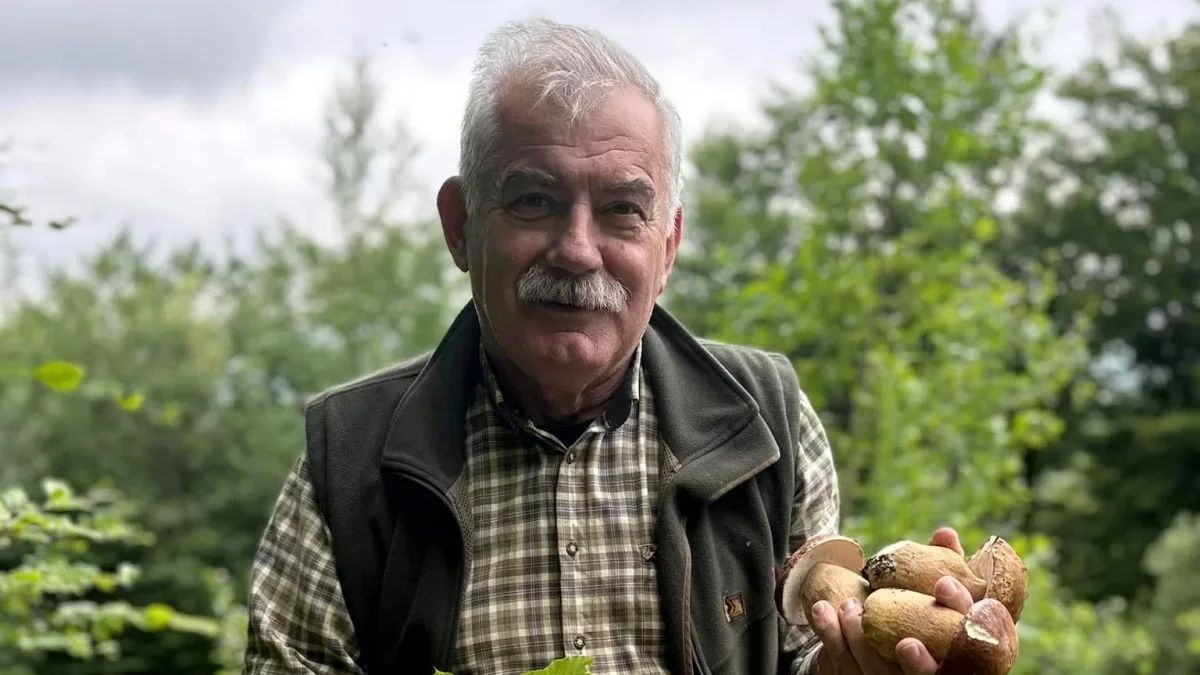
left=860, top=589, right=964, bottom=663
left=863, top=541, right=988, bottom=600
left=797, top=562, right=870, bottom=626
left=862, top=536, right=1030, bottom=624
left=860, top=590, right=1019, bottom=675
left=776, top=535, right=868, bottom=627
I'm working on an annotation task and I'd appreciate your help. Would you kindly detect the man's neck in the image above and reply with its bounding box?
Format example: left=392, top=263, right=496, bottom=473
left=483, top=345, right=632, bottom=427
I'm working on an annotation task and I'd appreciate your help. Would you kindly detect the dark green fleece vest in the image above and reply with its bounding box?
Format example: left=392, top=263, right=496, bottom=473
left=304, top=301, right=811, bottom=675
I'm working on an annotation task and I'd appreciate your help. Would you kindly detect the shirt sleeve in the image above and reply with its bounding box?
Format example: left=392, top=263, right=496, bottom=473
left=243, top=454, right=365, bottom=674
left=781, top=383, right=841, bottom=675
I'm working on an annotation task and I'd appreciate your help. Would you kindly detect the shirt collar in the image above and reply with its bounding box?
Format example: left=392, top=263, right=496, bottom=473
left=478, top=341, right=642, bottom=432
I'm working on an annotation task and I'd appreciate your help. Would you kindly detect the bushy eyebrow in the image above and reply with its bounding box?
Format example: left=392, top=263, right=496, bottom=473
left=604, top=178, right=656, bottom=204
left=498, top=168, right=657, bottom=203
left=500, top=167, right=559, bottom=192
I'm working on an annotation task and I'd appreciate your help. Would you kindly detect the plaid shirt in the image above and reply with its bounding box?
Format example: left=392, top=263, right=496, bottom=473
left=244, top=341, right=838, bottom=675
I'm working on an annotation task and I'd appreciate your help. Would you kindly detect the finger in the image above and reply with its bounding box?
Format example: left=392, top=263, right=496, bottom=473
left=929, top=527, right=964, bottom=555
left=895, top=638, right=939, bottom=675
left=810, top=600, right=854, bottom=672
left=839, top=598, right=890, bottom=675
left=933, top=575, right=974, bottom=614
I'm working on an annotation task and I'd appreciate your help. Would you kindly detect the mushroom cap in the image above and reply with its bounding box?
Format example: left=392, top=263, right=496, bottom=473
left=776, top=534, right=866, bottom=626
left=940, top=598, right=1019, bottom=675
left=967, top=536, right=1029, bottom=623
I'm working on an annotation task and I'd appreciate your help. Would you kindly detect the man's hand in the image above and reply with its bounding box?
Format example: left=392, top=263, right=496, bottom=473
left=809, top=528, right=972, bottom=674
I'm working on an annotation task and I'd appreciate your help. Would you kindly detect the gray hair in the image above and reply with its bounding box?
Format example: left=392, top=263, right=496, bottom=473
left=458, top=18, right=684, bottom=233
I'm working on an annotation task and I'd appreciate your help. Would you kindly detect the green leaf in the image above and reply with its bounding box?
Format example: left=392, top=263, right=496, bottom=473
left=432, top=656, right=593, bottom=675
left=142, top=604, right=175, bottom=631
left=93, top=575, right=117, bottom=593
left=115, top=392, right=145, bottom=411
left=41, top=478, right=73, bottom=504
left=946, top=129, right=973, bottom=160
left=33, top=361, right=85, bottom=393
left=972, top=216, right=997, bottom=243
left=158, top=401, right=183, bottom=427
left=525, top=656, right=594, bottom=675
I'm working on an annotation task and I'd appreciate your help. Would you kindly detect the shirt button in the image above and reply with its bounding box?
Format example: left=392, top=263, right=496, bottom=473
left=566, top=541, right=579, bottom=557
left=565, top=450, right=577, bottom=463
left=573, top=634, right=586, bottom=650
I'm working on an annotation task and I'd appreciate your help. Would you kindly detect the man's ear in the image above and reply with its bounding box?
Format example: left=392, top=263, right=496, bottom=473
left=437, top=177, right=470, bottom=272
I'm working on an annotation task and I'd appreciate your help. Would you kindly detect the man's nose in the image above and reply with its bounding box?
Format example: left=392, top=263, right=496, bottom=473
left=544, top=203, right=603, bottom=274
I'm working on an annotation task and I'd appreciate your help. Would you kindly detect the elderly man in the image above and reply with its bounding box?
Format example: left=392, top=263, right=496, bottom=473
left=244, top=18, right=975, bottom=675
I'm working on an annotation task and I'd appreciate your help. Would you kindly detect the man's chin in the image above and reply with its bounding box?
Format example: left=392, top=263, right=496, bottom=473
left=518, top=330, right=609, bottom=370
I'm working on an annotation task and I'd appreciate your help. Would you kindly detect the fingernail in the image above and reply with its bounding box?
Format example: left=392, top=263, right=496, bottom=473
left=898, top=640, right=921, bottom=662
left=936, top=577, right=955, bottom=595
left=840, top=598, right=859, bottom=613
left=810, top=603, right=824, bottom=625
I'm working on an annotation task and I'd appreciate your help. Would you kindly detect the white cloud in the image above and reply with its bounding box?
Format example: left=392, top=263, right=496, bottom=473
left=2, top=57, right=342, bottom=271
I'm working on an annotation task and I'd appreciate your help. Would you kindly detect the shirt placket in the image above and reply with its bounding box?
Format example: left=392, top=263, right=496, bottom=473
left=553, top=430, right=593, bottom=657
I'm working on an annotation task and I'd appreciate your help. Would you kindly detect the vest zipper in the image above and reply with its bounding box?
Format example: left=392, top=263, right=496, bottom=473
left=681, top=516, right=693, bottom=675
left=395, top=468, right=468, bottom=669
left=673, top=448, right=779, bottom=675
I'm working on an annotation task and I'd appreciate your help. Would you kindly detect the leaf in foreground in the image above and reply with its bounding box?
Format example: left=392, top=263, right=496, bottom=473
left=33, top=361, right=85, bottom=392
left=434, top=655, right=593, bottom=675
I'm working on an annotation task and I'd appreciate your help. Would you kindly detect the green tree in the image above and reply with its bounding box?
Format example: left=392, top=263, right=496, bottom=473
left=666, top=0, right=1153, bottom=671
left=1011, top=16, right=1200, bottom=634
left=0, top=55, right=461, bottom=674
left=221, top=56, right=463, bottom=400
left=1008, top=14, right=1200, bottom=413
left=0, top=206, right=238, bottom=675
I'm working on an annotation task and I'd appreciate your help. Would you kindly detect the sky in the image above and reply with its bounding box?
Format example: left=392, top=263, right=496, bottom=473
left=2, top=0, right=1198, bottom=284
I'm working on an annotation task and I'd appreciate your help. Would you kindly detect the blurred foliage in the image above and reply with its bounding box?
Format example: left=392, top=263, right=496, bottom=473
left=0, top=479, right=221, bottom=670
left=1010, top=21, right=1200, bottom=670
left=2, top=0, right=1199, bottom=673
left=0, top=353, right=238, bottom=674
left=1140, top=512, right=1200, bottom=672
left=1005, top=14, right=1200, bottom=412
left=1032, top=411, right=1200, bottom=602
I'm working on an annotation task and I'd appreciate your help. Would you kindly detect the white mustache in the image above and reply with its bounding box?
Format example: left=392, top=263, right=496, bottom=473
left=516, top=264, right=630, bottom=312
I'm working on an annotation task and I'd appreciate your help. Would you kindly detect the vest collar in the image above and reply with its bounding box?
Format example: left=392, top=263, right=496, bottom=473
left=380, top=299, right=780, bottom=504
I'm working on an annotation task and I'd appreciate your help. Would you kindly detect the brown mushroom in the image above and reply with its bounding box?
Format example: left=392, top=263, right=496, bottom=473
left=966, top=536, right=1028, bottom=623
left=776, top=534, right=870, bottom=627
left=862, top=536, right=1028, bottom=622
left=860, top=589, right=1019, bottom=675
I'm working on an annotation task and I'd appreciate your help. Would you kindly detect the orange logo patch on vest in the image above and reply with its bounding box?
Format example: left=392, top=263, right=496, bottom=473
left=723, top=593, right=745, bottom=622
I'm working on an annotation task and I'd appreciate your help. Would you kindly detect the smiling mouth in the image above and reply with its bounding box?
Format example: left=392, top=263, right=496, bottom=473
left=535, top=300, right=590, bottom=312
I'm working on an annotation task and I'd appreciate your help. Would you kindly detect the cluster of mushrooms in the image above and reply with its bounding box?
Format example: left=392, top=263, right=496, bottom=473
left=776, top=534, right=1028, bottom=675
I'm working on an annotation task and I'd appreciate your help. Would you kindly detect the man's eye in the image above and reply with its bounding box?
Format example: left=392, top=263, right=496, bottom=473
left=513, top=194, right=553, bottom=209
left=609, top=202, right=643, bottom=217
